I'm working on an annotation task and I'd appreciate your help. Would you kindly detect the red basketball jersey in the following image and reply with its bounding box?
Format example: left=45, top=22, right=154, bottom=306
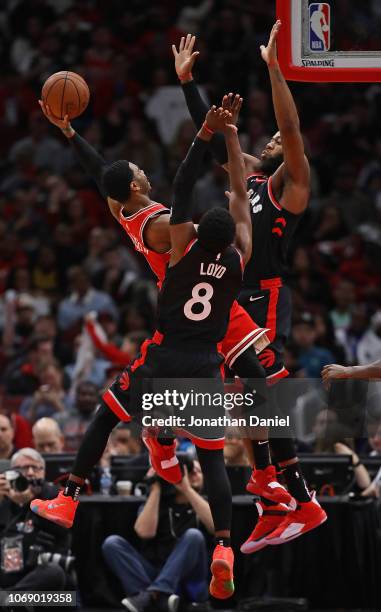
left=118, top=202, right=170, bottom=284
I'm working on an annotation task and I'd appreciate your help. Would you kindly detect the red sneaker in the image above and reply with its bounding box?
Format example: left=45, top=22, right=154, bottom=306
left=210, top=544, right=234, bottom=600
left=30, top=491, right=78, bottom=529
left=246, top=465, right=292, bottom=504
left=240, top=500, right=290, bottom=554
left=143, top=436, right=182, bottom=484
left=266, top=493, right=327, bottom=545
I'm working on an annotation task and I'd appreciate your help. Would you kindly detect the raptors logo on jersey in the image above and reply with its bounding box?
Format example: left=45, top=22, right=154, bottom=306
left=242, top=174, right=301, bottom=288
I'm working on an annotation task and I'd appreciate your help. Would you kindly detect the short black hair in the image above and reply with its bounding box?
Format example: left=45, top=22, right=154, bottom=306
left=102, top=160, right=134, bottom=202
left=197, top=207, right=235, bottom=254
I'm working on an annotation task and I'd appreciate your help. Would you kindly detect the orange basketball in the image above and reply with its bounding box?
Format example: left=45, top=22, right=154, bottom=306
left=41, top=71, right=90, bottom=120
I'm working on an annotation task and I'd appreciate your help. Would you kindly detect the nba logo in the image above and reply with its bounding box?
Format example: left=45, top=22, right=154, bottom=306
left=309, top=3, right=330, bottom=52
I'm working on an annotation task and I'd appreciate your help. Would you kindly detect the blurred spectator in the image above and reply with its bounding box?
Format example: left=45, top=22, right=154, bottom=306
left=114, top=120, right=164, bottom=185
left=64, top=329, right=111, bottom=389
left=85, top=313, right=148, bottom=367
left=223, top=427, right=250, bottom=466
left=32, top=417, right=65, bottom=454
left=31, top=246, right=60, bottom=295
left=101, top=422, right=146, bottom=469
left=54, top=381, right=99, bottom=451
left=330, top=279, right=356, bottom=338
left=3, top=335, right=55, bottom=395
left=102, top=463, right=211, bottom=610
left=19, top=362, right=69, bottom=423
left=314, top=313, right=347, bottom=363
left=57, top=266, right=118, bottom=332
left=321, top=164, right=376, bottom=232
left=357, top=311, right=381, bottom=365
left=9, top=113, right=65, bottom=174
left=313, top=416, right=371, bottom=493
left=0, top=447, right=72, bottom=592
left=0, top=414, right=15, bottom=459
left=338, top=304, right=369, bottom=364
left=110, top=422, right=144, bottom=457
left=292, top=312, right=334, bottom=378
left=176, top=0, right=214, bottom=34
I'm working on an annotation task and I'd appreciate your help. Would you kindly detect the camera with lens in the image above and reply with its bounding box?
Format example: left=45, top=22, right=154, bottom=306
left=144, top=452, right=195, bottom=498
left=4, top=470, right=30, bottom=492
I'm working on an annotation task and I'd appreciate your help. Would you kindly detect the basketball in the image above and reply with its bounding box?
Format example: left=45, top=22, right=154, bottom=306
left=41, top=71, right=90, bottom=120
left=322, top=25, right=329, bottom=32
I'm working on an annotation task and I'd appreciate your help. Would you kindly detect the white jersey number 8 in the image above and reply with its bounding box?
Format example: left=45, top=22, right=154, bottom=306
left=184, top=282, right=214, bottom=321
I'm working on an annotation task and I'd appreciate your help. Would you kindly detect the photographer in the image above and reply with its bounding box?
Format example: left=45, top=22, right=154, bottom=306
left=102, top=459, right=212, bottom=612
left=0, top=448, right=72, bottom=591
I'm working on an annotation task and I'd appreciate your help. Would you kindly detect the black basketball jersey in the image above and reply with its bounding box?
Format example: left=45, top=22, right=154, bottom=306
left=157, top=239, right=243, bottom=345
left=243, top=174, right=302, bottom=288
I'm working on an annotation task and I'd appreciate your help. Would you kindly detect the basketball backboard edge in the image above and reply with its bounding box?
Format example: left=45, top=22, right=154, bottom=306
left=276, top=0, right=381, bottom=82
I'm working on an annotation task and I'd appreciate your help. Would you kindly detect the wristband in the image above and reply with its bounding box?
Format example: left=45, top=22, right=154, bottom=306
left=202, top=122, right=214, bottom=136
left=352, top=460, right=362, bottom=468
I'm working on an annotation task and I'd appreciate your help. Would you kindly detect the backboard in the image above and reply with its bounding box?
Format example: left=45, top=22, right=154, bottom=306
left=276, top=0, right=381, bottom=82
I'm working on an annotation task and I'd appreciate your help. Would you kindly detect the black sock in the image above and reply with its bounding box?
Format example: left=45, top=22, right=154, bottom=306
left=71, top=400, right=119, bottom=479
left=251, top=440, right=271, bottom=470
left=64, top=480, right=82, bottom=501
left=196, top=447, right=232, bottom=532
left=215, top=537, right=231, bottom=548
left=282, top=462, right=311, bottom=503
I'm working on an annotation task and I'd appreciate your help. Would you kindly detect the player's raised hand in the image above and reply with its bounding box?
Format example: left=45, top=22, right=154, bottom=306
left=172, top=34, right=199, bottom=80
left=260, top=19, right=281, bottom=66
left=221, top=93, right=243, bottom=126
left=38, top=99, right=74, bottom=136
left=205, top=106, right=235, bottom=134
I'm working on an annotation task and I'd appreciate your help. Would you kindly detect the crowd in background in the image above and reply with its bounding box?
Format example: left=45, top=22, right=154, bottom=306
left=0, top=0, right=381, bottom=465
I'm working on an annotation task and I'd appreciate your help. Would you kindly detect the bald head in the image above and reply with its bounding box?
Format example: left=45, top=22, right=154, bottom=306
left=32, top=418, right=64, bottom=454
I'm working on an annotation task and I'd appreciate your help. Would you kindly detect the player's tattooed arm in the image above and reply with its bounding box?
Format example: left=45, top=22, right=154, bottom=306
left=261, top=21, right=310, bottom=215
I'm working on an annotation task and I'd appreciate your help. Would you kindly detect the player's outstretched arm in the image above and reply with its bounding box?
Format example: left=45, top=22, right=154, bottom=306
left=173, top=35, right=229, bottom=168
left=202, top=106, right=251, bottom=262
left=169, top=115, right=216, bottom=265
left=224, top=124, right=252, bottom=264
left=322, top=360, right=381, bottom=382
left=38, top=100, right=116, bottom=212
left=261, top=21, right=310, bottom=215
left=173, top=35, right=260, bottom=174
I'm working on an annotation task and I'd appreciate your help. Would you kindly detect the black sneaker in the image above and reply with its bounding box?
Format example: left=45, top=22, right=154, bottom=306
left=122, top=591, right=151, bottom=612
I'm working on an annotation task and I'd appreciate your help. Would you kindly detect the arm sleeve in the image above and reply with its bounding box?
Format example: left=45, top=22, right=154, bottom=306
left=181, top=80, right=228, bottom=166
left=70, top=133, right=108, bottom=198
left=85, top=320, right=131, bottom=366
left=170, top=137, right=209, bottom=225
